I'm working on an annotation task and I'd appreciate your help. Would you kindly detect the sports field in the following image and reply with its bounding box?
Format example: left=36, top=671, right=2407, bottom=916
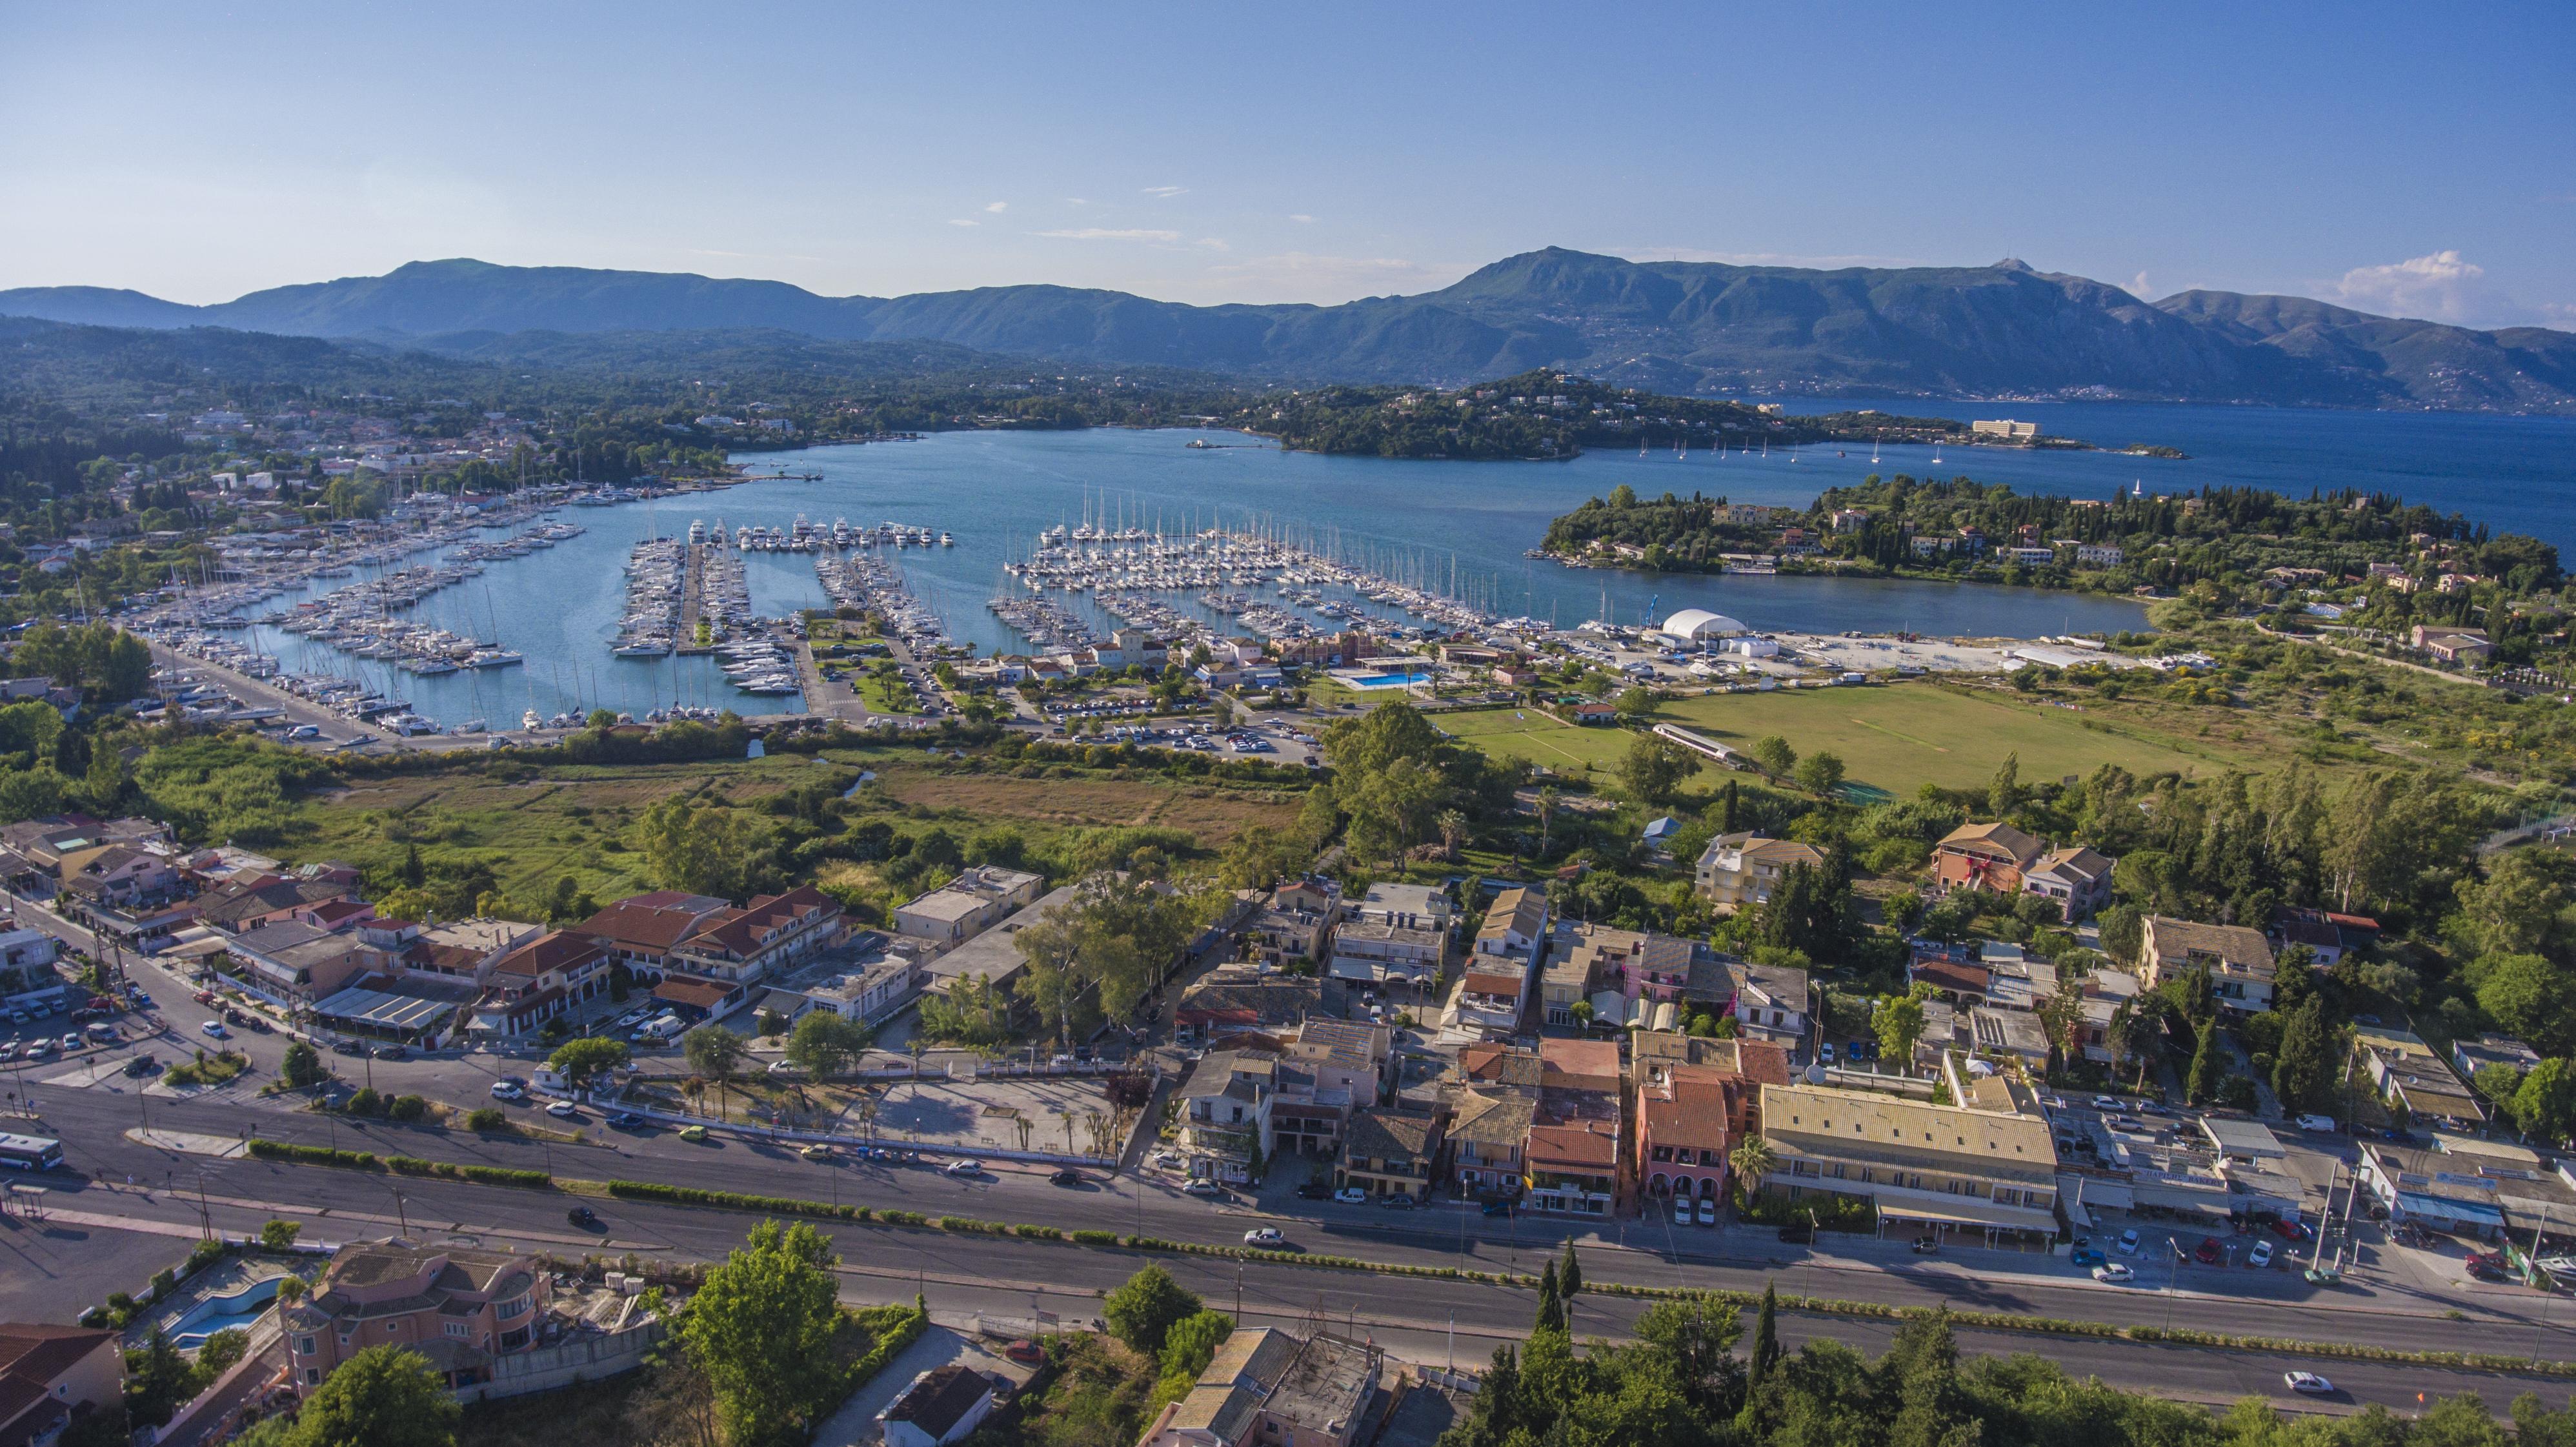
left=1653, top=684, right=2241, bottom=795
left=1435, top=706, right=1635, bottom=774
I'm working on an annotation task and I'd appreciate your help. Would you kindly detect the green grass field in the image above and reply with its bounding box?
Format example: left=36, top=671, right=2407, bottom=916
left=1651, top=684, right=2248, bottom=795
left=1434, top=707, right=1636, bottom=775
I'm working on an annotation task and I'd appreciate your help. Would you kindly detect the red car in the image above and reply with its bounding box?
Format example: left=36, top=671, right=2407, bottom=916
left=2194, top=1237, right=2224, bottom=1265
left=192, top=990, right=217, bottom=1005
left=2269, top=1218, right=2311, bottom=1242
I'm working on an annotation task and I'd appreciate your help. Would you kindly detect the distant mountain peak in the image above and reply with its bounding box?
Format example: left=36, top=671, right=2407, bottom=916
left=2, top=250, right=2570, bottom=413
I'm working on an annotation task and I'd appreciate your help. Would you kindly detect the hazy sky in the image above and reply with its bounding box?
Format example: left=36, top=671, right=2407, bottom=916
left=6, top=2, right=2571, bottom=327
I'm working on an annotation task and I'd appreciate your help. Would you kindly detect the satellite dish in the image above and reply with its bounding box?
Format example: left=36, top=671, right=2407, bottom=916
left=1803, top=1061, right=1828, bottom=1085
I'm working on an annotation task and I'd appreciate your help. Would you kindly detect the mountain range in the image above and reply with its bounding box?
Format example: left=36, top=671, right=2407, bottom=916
left=6, top=249, right=2572, bottom=414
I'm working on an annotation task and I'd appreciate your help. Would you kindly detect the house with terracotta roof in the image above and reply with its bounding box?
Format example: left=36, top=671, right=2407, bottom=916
left=468, top=929, right=610, bottom=1036
left=1931, top=821, right=2047, bottom=896
left=284, top=1242, right=548, bottom=1391
left=0, top=1322, right=121, bottom=1447
left=664, top=885, right=844, bottom=988
left=1637, top=1064, right=1742, bottom=1208
left=574, top=891, right=731, bottom=980
left=1519, top=1035, right=1623, bottom=1215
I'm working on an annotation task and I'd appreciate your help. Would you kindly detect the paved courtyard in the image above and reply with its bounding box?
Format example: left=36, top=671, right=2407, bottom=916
left=849, top=1073, right=1127, bottom=1160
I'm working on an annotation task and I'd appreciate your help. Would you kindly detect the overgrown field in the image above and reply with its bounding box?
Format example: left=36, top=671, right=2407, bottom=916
left=275, top=746, right=1302, bottom=905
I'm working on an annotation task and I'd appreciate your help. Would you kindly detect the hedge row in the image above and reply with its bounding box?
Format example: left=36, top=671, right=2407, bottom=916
left=247, top=1142, right=2576, bottom=1375
left=844, top=1303, right=930, bottom=1392
left=244, top=1140, right=549, bottom=1189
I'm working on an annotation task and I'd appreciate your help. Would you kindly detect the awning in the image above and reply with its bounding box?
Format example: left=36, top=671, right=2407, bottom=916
left=310, top=985, right=456, bottom=1034
left=1875, top=1199, right=2058, bottom=1232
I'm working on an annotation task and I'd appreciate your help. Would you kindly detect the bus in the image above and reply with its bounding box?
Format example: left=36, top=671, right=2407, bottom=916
left=0, top=1133, right=63, bottom=1171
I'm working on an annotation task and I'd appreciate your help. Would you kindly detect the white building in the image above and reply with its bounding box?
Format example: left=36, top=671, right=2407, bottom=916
left=1658, top=609, right=1747, bottom=648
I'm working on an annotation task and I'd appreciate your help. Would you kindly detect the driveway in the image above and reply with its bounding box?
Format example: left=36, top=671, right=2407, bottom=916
left=812, top=1321, right=1034, bottom=1447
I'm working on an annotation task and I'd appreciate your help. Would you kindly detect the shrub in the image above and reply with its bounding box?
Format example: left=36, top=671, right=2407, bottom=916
left=387, top=1095, right=428, bottom=1122
left=466, top=1108, right=508, bottom=1132
left=258, top=1220, right=301, bottom=1251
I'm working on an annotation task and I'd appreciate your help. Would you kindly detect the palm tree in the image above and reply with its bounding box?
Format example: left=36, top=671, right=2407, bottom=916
left=1536, top=787, right=1560, bottom=855
left=1436, top=809, right=1468, bottom=863
left=1728, top=1135, right=1777, bottom=1195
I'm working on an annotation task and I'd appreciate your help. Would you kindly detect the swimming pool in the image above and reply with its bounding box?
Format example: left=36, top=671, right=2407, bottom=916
left=167, top=1277, right=284, bottom=1350
left=1345, top=671, right=1432, bottom=688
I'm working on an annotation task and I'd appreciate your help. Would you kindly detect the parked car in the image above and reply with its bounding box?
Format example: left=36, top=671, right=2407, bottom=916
left=2071, top=1246, right=2106, bottom=1267
left=2091, top=1095, right=2122, bottom=1110
left=490, top=1081, right=527, bottom=1101
left=200, top=1020, right=228, bottom=1038
left=1051, top=1169, right=1086, bottom=1187
left=567, top=1206, right=601, bottom=1229
left=545, top=1100, right=581, bottom=1120
left=1380, top=1193, right=1416, bottom=1210
left=1910, top=1237, right=1940, bottom=1254
left=1296, top=1180, right=1333, bottom=1200
left=2249, top=1240, right=2275, bottom=1268
left=1333, top=1186, right=1368, bottom=1204
left=125, top=1053, right=157, bottom=1076
left=2194, top=1237, right=2224, bottom=1265
left=1696, top=1197, right=1717, bottom=1226
left=2294, top=1113, right=2338, bottom=1133
left=605, top=1111, right=646, bottom=1129
left=678, top=1125, right=709, bottom=1142
left=1672, top=1196, right=1693, bottom=1226
left=1243, top=1228, right=1283, bottom=1246
left=1183, top=1180, right=1227, bottom=1198
left=59, top=1034, right=81, bottom=1051
left=1482, top=1199, right=1516, bottom=1218
left=2269, top=1218, right=2311, bottom=1241
left=2092, top=1264, right=2137, bottom=1284
left=1818, top=1043, right=1836, bottom=1066
left=2283, top=1371, right=2334, bottom=1395
left=2117, top=1229, right=2142, bottom=1255
left=942, top=1158, right=982, bottom=1177
left=800, top=1144, right=834, bottom=1161
left=1003, top=1340, right=1045, bottom=1366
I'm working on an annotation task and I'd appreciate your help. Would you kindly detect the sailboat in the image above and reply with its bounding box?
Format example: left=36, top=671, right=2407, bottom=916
left=1871, top=430, right=1882, bottom=465
left=1638, top=434, right=1647, bottom=458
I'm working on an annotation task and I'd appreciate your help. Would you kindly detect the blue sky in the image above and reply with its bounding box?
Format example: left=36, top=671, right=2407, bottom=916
left=5, top=1, right=2570, bottom=326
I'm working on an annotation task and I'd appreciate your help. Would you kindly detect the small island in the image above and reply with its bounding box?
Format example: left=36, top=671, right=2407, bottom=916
left=1233, top=369, right=2109, bottom=461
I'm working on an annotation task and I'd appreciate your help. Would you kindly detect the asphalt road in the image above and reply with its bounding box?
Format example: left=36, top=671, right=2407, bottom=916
left=15, top=1131, right=2572, bottom=1420
left=18, top=1074, right=2576, bottom=1367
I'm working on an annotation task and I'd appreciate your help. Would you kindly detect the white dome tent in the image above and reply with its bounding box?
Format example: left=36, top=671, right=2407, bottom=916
left=1658, top=608, right=1747, bottom=647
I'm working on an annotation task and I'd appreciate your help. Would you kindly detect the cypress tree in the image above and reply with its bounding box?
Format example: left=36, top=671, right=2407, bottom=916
left=2186, top=1017, right=2222, bottom=1106
left=1720, top=779, right=1740, bottom=833
left=2272, top=997, right=2334, bottom=1113
left=1750, top=1279, right=1780, bottom=1387
left=1535, top=1260, right=1563, bottom=1333
left=1557, top=1240, right=1582, bottom=1298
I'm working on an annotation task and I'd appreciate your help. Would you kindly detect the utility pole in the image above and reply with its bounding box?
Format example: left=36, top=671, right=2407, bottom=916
left=390, top=1186, right=409, bottom=1239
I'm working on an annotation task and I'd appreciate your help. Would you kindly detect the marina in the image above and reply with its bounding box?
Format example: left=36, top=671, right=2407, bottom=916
left=154, top=405, right=2576, bottom=732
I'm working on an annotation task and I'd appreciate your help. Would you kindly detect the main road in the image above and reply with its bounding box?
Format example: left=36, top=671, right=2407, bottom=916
left=14, top=1097, right=2572, bottom=1421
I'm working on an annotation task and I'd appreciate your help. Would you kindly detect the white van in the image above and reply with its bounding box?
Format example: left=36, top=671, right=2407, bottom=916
left=630, top=1014, right=685, bottom=1044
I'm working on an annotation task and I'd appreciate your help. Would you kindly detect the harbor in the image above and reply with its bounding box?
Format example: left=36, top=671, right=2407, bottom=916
left=129, top=427, right=2166, bottom=733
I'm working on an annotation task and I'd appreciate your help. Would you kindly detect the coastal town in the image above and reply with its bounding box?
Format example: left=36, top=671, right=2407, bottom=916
left=7, top=10, right=2576, bottom=1444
